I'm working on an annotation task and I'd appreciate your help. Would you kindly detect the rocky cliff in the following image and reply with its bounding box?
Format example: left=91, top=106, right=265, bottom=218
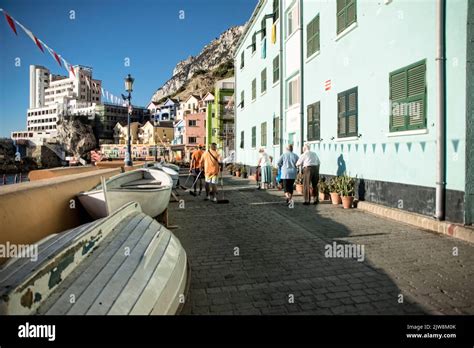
left=56, top=117, right=97, bottom=160
left=151, top=25, right=244, bottom=102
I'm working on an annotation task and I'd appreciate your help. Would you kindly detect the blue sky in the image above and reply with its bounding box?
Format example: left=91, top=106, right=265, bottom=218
left=0, top=0, right=257, bottom=137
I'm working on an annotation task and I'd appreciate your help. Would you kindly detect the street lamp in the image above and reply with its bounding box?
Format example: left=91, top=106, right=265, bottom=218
left=122, top=74, right=134, bottom=166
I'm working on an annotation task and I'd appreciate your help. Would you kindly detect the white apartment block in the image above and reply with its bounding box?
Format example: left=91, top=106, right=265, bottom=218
left=12, top=65, right=102, bottom=144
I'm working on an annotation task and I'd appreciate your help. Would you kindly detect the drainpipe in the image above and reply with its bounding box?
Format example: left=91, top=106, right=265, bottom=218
left=435, top=0, right=446, bottom=220
left=299, top=0, right=305, bottom=153
left=279, top=0, right=284, bottom=156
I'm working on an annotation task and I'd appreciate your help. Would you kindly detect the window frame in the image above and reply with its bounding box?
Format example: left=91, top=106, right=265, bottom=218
left=240, top=130, right=244, bottom=148
left=273, top=55, right=280, bottom=84
left=251, top=126, right=257, bottom=148
left=251, top=79, right=257, bottom=101
left=389, top=59, right=427, bottom=132
left=307, top=14, right=320, bottom=58
left=261, top=68, right=267, bottom=94
left=337, top=87, right=358, bottom=138
left=273, top=116, right=280, bottom=145
left=307, top=101, right=321, bottom=141
left=337, top=0, right=357, bottom=35
left=261, top=122, right=267, bottom=147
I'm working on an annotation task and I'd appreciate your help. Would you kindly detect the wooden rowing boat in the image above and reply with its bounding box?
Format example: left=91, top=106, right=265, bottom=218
left=0, top=202, right=188, bottom=315
left=143, top=162, right=179, bottom=188
left=77, top=168, right=172, bottom=219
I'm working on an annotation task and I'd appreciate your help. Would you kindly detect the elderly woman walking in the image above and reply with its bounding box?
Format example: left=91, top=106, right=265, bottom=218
left=257, top=148, right=272, bottom=189
left=277, top=144, right=299, bottom=205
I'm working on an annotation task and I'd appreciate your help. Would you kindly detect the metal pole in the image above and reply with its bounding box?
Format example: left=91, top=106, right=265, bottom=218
left=126, top=91, right=133, bottom=166
left=435, top=0, right=446, bottom=220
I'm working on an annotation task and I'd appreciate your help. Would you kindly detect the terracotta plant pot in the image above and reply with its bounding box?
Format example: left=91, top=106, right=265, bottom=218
left=330, top=192, right=342, bottom=205
left=296, top=184, right=303, bottom=194
left=235, top=171, right=241, bottom=177
left=342, top=196, right=354, bottom=209
left=319, top=192, right=330, bottom=201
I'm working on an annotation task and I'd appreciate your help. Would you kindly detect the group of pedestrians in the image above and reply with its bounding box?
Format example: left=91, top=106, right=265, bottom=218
left=189, top=143, right=222, bottom=202
left=258, top=144, right=321, bottom=205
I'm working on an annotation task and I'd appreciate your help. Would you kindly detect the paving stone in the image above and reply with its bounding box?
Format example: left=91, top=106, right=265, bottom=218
left=172, top=174, right=474, bottom=315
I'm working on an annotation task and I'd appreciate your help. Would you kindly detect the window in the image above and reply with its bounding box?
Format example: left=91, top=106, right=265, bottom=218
left=188, top=120, right=197, bottom=127
left=251, top=33, right=256, bottom=53
left=273, top=0, right=279, bottom=22
left=307, top=101, right=321, bottom=141
left=261, top=122, right=267, bottom=146
left=240, top=51, right=245, bottom=69
left=261, top=69, right=267, bottom=93
left=240, top=90, right=245, bottom=108
left=240, top=131, right=244, bottom=148
left=188, top=137, right=197, bottom=144
left=273, top=117, right=280, bottom=145
left=288, top=77, right=300, bottom=107
left=390, top=60, right=427, bottom=132
left=261, top=18, right=267, bottom=39
left=307, top=15, right=320, bottom=57
left=252, top=79, right=257, bottom=100
left=273, top=55, right=280, bottom=83
left=337, top=87, right=358, bottom=138
left=251, top=126, right=256, bottom=148
left=287, top=5, right=299, bottom=37
left=337, top=0, right=357, bottom=34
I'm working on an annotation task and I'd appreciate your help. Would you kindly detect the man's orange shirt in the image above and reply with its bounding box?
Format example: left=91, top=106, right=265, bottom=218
left=200, top=150, right=221, bottom=177
left=191, top=149, right=203, bottom=169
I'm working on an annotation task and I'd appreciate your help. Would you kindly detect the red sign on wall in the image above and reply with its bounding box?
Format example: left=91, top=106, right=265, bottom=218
left=325, top=80, right=331, bottom=91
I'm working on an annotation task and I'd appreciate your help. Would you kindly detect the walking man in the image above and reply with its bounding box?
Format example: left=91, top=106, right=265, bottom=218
left=200, top=142, right=222, bottom=202
left=190, top=144, right=204, bottom=195
left=296, top=144, right=321, bottom=205
left=277, top=144, right=299, bottom=205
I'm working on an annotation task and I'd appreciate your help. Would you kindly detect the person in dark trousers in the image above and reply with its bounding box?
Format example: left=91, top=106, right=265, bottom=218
left=190, top=144, right=204, bottom=195
left=277, top=144, right=299, bottom=205
left=296, top=144, right=321, bottom=205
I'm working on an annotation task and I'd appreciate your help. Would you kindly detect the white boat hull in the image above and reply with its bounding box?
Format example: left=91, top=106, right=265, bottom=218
left=78, top=169, right=172, bottom=219
left=0, top=202, right=188, bottom=315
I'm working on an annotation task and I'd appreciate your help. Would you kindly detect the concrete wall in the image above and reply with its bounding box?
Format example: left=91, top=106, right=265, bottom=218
left=0, top=168, right=123, bottom=265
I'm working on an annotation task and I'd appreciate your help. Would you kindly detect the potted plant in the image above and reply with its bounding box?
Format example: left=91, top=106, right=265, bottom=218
left=318, top=176, right=330, bottom=201
left=241, top=165, right=248, bottom=178
left=295, top=172, right=304, bottom=194
left=329, top=177, right=342, bottom=205
left=235, top=164, right=241, bottom=177
left=339, top=174, right=355, bottom=209
left=227, top=163, right=234, bottom=175
left=272, top=167, right=279, bottom=189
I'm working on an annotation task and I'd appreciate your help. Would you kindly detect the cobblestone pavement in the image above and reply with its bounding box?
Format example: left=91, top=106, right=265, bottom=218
left=170, top=174, right=474, bottom=315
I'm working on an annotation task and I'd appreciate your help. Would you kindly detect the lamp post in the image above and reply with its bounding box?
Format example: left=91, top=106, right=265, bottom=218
left=122, top=74, right=134, bottom=166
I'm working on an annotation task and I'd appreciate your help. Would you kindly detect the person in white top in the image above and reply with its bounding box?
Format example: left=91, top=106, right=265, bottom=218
left=257, top=148, right=272, bottom=189
left=296, top=144, right=321, bottom=205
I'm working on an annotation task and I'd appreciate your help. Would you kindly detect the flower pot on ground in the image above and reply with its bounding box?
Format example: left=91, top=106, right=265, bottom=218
left=339, top=174, right=356, bottom=209
left=227, top=164, right=234, bottom=175
left=241, top=166, right=248, bottom=178
left=318, top=176, right=330, bottom=201
left=235, top=170, right=241, bottom=177
left=329, top=177, right=341, bottom=205
left=295, top=172, right=304, bottom=195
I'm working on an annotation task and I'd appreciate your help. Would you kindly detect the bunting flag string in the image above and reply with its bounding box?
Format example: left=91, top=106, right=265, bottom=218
left=0, top=7, right=124, bottom=106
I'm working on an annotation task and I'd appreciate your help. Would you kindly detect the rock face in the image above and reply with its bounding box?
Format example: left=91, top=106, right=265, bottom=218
left=0, top=138, right=38, bottom=173
left=55, top=117, right=97, bottom=160
left=151, top=26, right=244, bottom=102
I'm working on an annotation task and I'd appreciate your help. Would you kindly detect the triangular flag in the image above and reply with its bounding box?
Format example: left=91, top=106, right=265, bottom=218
left=70, top=65, right=76, bottom=77
left=16, top=21, right=44, bottom=53
left=53, top=52, right=62, bottom=67
left=85, top=76, right=91, bottom=88
left=4, top=12, right=17, bottom=35
left=101, top=88, right=105, bottom=97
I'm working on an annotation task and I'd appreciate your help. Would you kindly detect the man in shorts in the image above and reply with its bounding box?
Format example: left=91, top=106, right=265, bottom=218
left=199, top=142, right=222, bottom=202
left=190, top=144, right=204, bottom=195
